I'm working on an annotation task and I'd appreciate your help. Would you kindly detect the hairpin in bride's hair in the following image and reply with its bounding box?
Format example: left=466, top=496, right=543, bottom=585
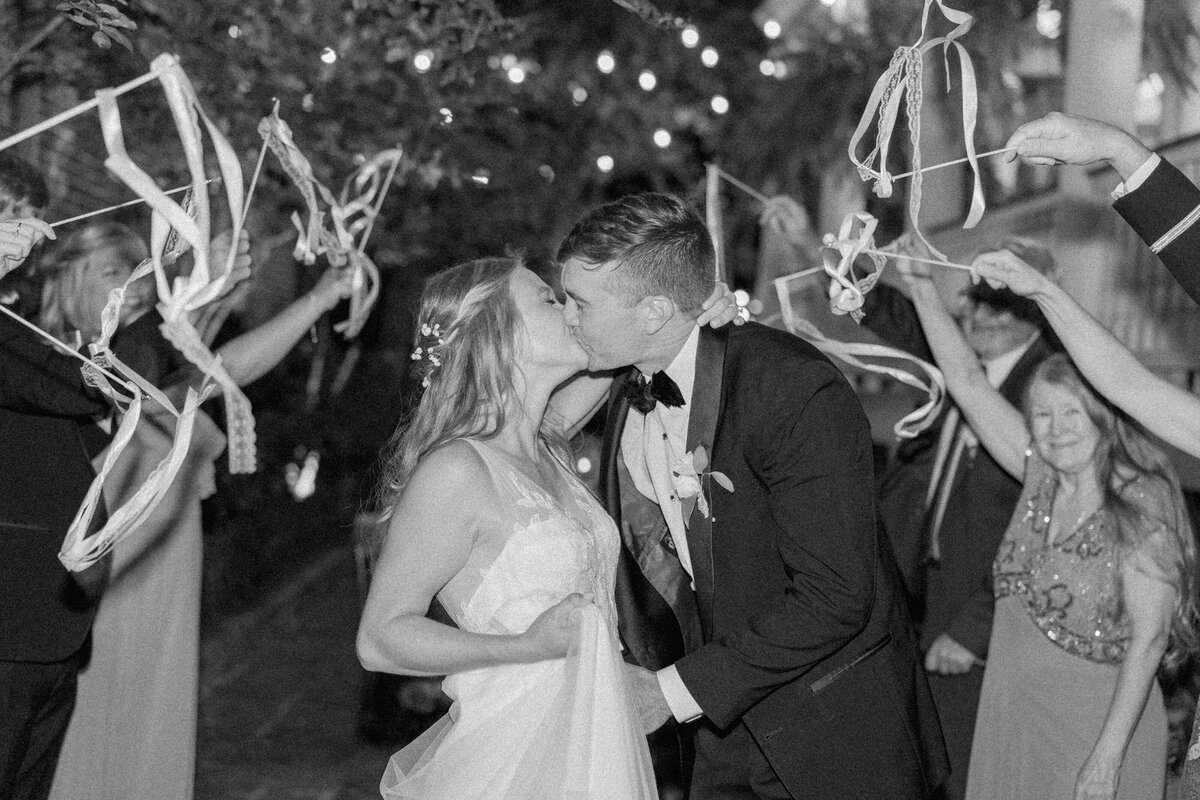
left=411, top=322, right=446, bottom=388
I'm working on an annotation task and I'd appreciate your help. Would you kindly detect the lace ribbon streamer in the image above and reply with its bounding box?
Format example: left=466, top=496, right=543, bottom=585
left=96, top=54, right=256, bottom=474
left=821, top=211, right=886, bottom=322
left=847, top=0, right=984, bottom=258
left=258, top=109, right=385, bottom=338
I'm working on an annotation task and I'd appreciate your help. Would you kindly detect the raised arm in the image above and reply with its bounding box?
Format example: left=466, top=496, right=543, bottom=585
left=902, top=264, right=1029, bottom=479
left=214, top=264, right=351, bottom=387
left=974, top=252, right=1200, bottom=459
left=1003, top=112, right=1152, bottom=179
left=547, top=371, right=614, bottom=440
left=546, top=281, right=743, bottom=439
left=356, top=441, right=586, bottom=677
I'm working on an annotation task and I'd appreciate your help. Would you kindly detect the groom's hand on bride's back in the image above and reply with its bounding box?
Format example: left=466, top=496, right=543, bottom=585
left=519, top=593, right=593, bottom=661
left=623, top=664, right=672, bottom=734
left=696, top=281, right=747, bottom=329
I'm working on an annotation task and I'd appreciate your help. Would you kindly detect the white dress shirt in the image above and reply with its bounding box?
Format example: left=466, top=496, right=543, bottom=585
left=1111, top=153, right=1160, bottom=201
left=619, top=326, right=706, bottom=722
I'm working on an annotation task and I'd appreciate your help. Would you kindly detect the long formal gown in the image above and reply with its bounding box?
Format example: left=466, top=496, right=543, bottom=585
left=966, top=453, right=1175, bottom=800
left=379, top=438, right=657, bottom=800
left=50, top=311, right=223, bottom=800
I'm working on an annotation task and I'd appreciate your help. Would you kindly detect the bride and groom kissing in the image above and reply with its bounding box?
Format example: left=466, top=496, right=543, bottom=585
left=357, top=192, right=949, bottom=799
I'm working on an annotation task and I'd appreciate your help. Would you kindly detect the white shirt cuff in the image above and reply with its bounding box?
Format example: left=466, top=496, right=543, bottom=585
left=656, top=664, right=704, bottom=723
left=1111, top=153, right=1161, bottom=200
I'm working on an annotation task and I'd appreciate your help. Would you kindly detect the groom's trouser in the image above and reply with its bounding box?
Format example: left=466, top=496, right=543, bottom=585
left=690, top=720, right=792, bottom=800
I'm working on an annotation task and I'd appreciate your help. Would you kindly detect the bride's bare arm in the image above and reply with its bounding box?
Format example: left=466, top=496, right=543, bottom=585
left=547, top=372, right=614, bottom=440
left=357, top=442, right=586, bottom=676
left=544, top=283, right=743, bottom=439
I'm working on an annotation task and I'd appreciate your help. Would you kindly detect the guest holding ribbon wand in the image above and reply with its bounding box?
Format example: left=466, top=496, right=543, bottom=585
left=893, top=248, right=1197, bottom=800
left=971, top=248, right=1200, bottom=798
left=1004, top=112, right=1200, bottom=306
left=0, top=165, right=113, bottom=800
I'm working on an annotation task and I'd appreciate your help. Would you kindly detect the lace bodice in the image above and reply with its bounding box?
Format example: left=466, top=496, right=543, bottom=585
left=435, top=439, right=620, bottom=641
left=994, top=450, right=1180, bottom=664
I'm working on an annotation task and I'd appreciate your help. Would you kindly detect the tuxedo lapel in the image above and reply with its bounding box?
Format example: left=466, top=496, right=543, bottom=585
left=684, top=326, right=727, bottom=639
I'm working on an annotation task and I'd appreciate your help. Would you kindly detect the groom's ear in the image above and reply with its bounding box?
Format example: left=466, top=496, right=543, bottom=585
left=639, top=295, right=676, bottom=334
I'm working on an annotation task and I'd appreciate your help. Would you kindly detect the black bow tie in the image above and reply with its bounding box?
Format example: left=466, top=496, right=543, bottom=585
left=622, top=370, right=685, bottom=414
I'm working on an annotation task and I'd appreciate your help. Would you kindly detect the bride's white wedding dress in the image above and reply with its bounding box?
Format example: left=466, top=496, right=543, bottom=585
left=380, top=438, right=658, bottom=800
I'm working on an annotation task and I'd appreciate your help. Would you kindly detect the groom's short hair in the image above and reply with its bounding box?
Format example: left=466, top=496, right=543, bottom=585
left=556, top=193, right=715, bottom=314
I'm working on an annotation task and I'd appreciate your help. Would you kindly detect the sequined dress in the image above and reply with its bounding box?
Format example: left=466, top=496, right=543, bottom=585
left=965, top=452, right=1174, bottom=800
left=379, top=438, right=657, bottom=800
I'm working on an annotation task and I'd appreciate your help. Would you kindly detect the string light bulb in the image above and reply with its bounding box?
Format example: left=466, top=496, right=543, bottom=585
left=507, top=65, right=527, bottom=84
left=711, top=95, right=729, bottom=114
left=701, top=47, right=719, bottom=68
left=759, top=59, right=776, bottom=77
left=638, top=70, right=657, bottom=91
left=320, top=47, right=337, bottom=64
left=596, top=50, right=616, bottom=74
left=681, top=25, right=700, bottom=48
left=653, top=129, right=672, bottom=148
left=763, top=19, right=782, bottom=39
left=413, top=50, right=434, bottom=73
left=596, top=155, right=614, bottom=173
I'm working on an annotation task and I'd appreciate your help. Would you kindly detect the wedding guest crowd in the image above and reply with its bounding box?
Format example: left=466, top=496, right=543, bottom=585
left=6, top=102, right=1200, bottom=800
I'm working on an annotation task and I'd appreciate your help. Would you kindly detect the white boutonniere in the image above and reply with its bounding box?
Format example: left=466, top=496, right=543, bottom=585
left=671, top=445, right=734, bottom=521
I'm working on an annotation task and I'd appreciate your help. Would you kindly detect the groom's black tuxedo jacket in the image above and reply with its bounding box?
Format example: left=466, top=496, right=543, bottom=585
left=1112, top=156, right=1200, bottom=308
left=601, top=322, right=948, bottom=798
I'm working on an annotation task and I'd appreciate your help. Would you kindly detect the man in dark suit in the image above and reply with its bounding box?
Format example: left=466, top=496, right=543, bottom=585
left=860, top=238, right=1058, bottom=800
left=558, top=193, right=947, bottom=799
left=1005, top=112, right=1200, bottom=307
left=0, top=173, right=110, bottom=800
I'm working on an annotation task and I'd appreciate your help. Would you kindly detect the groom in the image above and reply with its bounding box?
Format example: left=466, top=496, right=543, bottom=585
left=558, top=193, right=947, bottom=799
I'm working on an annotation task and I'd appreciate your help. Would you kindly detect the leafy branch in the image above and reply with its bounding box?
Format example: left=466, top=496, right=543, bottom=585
left=55, top=0, right=138, bottom=50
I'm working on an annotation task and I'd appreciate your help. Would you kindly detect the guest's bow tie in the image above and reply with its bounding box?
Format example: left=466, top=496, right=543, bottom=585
left=623, top=370, right=685, bottom=414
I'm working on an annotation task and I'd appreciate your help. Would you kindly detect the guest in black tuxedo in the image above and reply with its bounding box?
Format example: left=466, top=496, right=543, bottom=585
left=860, top=237, right=1058, bottom=800
left=0, top=212, right=111, bottom=800
left=558, top=193, right=947, bottom=799
left=1005, top=112, right=1200, bottom=306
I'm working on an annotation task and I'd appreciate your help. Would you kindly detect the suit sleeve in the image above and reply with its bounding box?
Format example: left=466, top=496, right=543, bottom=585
left=1112, top=157, right=1200, bottom=308
left=0, top=315, right=109, bottom=417
left=944, top=570, right=994, bottom=658
left=859, top=281, right=935, bottom=362
left=673, top=364, right=877, bottom=728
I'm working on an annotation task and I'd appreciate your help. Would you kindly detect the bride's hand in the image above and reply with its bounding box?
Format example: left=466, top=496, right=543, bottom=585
left=520, top=592, right=592, bottom=660
left=697, top=281, right=747, bottom=328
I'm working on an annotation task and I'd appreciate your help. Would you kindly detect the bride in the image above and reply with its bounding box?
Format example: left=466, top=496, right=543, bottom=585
left=356, top=256, right=734, bottom=799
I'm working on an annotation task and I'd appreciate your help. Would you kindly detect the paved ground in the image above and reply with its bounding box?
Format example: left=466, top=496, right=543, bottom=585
left=196, top=548, right=403, bottom=800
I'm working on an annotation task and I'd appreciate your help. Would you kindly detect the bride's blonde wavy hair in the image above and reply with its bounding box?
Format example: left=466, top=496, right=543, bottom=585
left=375, top=256, right=571, bottom=514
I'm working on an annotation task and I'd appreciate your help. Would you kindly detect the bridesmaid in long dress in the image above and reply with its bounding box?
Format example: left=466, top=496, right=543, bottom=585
left=39, top=221, right=351, bottom=800
left=900, top=254, right=1197, bottom=800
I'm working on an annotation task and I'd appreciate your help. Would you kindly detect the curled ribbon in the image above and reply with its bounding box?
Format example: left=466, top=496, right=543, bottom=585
left=96, top=53, right=256, bottom=475
left=821, top=212, right=886, bottom=322
left=704, top=168, right=945, bottom=439
left=59, top=54, right=259, bottom=571
left=773, top=273, right=946, bottom=439
left=847, top=0, right=984, bottom=258
left=258, top=109, right=387, bottom=339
